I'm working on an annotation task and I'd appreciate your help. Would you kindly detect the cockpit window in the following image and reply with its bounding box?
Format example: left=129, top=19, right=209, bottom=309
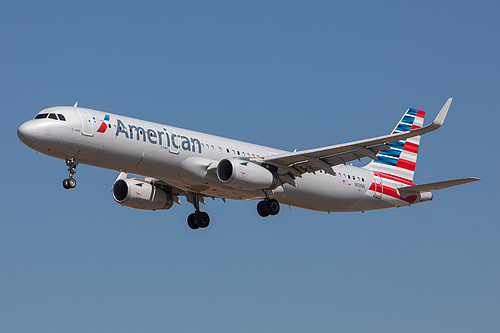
left=34, top=112, right=67, bottom=121
left=34, top=113, right=48, bottom=119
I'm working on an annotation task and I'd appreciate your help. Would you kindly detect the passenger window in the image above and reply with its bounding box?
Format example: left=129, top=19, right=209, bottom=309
left=348, top=175, right=350, bottom=179
left=48, top=113, right=58, bottom=120
left=35, top=113, right=48, bottom=119
left=57, top=114, right=66, bottom=121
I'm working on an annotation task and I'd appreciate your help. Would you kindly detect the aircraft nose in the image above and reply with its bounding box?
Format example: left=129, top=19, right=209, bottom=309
left=17, top=121, right=38, bottom=143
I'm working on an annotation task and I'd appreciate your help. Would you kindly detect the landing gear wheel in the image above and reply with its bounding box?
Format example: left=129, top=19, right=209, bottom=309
left=257, top=199, right=280, bottom=217
left=196, top=212, right=210, bottom=228
left=62, top=178, right=76, bottom=189
left=188, top=213, right=199, bottom=230
left=257, top=201, right=270, bottom=217
left=266, top=199, right=280, bottom=216
left=67, top=178, right=76, bottom=188
left=187, top=211, right=210, bottom=229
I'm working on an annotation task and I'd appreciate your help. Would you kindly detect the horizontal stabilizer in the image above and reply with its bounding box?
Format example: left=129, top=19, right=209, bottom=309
left=399, top=177, right=480, bottom=194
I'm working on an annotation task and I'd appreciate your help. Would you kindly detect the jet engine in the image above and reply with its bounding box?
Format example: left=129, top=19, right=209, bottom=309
left=112, top=178, right=174, bottom=210
left=217, top=159, right=278, bottom=190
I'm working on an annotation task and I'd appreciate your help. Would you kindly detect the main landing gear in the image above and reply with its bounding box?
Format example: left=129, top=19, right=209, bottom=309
left=187, top=211, right=210, bottom=230
left=257, top=198, right=280, bottom=217
left=62, top=159, right=78, bottom=189
left=187, top=193, right=210, bottom=230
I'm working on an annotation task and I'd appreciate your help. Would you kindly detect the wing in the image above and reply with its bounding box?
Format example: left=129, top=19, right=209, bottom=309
left=260, top=98, right=452, bottom=179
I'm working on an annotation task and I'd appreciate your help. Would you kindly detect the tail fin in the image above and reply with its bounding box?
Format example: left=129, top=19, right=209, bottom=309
left=366, top=107, right=426, bottom=182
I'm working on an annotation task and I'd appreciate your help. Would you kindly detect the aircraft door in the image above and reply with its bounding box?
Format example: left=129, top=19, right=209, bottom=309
left=78, top=110, right=93, bottom=137
left=373, top=174, right=383, bottom=199
left=167, top=128, right=179, bottom=154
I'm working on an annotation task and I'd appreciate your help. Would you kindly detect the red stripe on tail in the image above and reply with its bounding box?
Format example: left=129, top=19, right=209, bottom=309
left=396, top=159, right=416, bottom=171
left=403, top=141, right=419, bottom=154
left=369, top=183, right=418, bottom=204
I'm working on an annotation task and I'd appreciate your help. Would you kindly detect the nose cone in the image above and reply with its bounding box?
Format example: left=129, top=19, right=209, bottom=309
left=17, top=120, right=38, bottom=145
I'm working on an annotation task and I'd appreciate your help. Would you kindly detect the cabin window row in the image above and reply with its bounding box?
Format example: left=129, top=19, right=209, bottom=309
left=199, top=143, right=262, bottom=158
left=317, top=170, right=364, bottom=182
left=344, top=173, right=364, bottom=182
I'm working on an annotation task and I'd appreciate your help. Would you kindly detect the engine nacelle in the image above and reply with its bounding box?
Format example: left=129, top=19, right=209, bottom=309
left=112, top=179, right=174, bottom=210
left=399, top=190, right=433, bottom=205
left=217, top=159, right=278, bottom=190
left=414, top=191, right=433, bottom=204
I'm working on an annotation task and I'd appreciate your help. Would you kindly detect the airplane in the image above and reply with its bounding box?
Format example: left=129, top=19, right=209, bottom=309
left=17, top=98, right=479, bottom=229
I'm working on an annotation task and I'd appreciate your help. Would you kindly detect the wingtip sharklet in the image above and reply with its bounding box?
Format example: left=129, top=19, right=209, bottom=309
left=431, top=97, right=452, bottom=128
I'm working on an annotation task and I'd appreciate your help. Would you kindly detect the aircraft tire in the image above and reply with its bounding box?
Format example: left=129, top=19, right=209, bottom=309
left=196, top=212, right=210, bottom=228
left=188, top=213, right=199, bottom=229
left=266, top=199, right=280, bottom=216
left=257, top=201, right=270, bottom=217
left=68, top=178, right=77, bottom=188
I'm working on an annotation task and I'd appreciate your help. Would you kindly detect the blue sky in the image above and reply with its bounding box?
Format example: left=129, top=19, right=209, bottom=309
left=1, top=1, right=498, bottom=332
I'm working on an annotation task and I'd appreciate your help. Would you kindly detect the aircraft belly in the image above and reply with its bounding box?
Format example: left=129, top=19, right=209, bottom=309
left=274, top=173, right=366, bottom=212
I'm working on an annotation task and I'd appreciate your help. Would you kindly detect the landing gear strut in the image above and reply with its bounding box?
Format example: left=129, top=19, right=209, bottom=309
left=62, top=159, right=78, bottom=189
left=257, top=198, right=280, bottom=217
left=187, top=193, right=210, bottom=230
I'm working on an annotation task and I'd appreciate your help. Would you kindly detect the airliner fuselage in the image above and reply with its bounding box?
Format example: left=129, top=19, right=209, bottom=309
left=17, top=101, right=479, bottom=229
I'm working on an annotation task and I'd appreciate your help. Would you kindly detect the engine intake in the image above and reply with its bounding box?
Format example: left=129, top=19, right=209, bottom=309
left=112, top=179, right=173, bottom=210
left=217, top=159, right=278, bottom=190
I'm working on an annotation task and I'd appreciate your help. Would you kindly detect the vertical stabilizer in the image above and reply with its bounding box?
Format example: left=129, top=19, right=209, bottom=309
left=365, top=107, right=425, bottom=182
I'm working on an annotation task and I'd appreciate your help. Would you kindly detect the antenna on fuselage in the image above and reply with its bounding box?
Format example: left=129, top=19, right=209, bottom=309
left=73, top=102, right=78, bottom=107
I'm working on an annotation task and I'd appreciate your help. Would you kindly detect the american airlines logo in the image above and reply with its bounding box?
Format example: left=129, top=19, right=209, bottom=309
left=97, top=114, right=110, bottom=133
left=112, top=118, right=202, bottom=153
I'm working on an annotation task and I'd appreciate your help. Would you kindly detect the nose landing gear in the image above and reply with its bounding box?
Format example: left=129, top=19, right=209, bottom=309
left=62, top=159, right=78, bottom=189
